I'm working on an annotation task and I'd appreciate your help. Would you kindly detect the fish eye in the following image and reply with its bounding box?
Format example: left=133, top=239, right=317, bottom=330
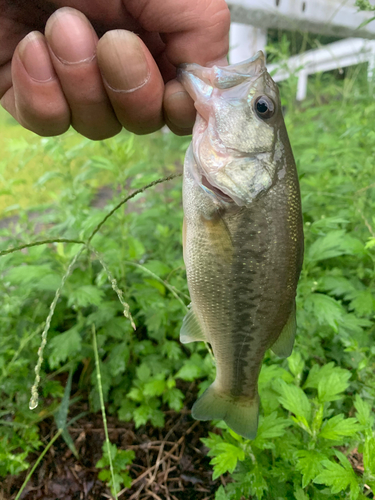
left=254, top=95, right=275, bottom=119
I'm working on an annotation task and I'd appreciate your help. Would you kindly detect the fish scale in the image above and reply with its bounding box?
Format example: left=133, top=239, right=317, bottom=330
left=178, top=52, right=303, bottom=439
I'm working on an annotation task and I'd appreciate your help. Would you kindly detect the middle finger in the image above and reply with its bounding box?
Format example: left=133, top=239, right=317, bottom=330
left=45, top=7, right=121, bottom=140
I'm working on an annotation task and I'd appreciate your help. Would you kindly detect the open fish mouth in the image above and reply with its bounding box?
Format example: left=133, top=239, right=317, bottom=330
left=200, top=174, right=234, bottom=203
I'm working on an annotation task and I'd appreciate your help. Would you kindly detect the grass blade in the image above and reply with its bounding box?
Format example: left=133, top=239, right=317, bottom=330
left=14, top=429, right=63, bottom=500
left=92, top=324, right=118, bottom=500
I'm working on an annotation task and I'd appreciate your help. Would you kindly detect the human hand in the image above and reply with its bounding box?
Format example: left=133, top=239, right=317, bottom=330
left=0, top=0, right=230, bottom=139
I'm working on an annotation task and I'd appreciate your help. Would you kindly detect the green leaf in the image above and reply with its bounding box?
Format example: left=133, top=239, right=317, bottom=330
left=136, top=364, right=151, bottom=382
left=114, top=448, right=135, bottom=468
left=118, top=400, right=136, bottom=422
left=34, top=170, right=64, bottom=187
left=295, top=450, right=327, bottom=487
left=311, top=216, right=350, bottom=229
left=307, top=230, right=361, bottom=261
left=354, top=395, right=374, bottom=429
left=253, top=412, right=290, bottom=449
left=61, top=428, right=79, bottom=460
left=365, top=236, right=375, bottom=249
left=98, top=468, right=111, bottom=480
left=0, top=450, right=30, bottom=476
left=143, top=379, right=166, bottom=397
left=96, top=443, right=134, bottom=496
left=133, top=405, right=150, bottom=427
left=314, top=451, right=360, bottom=500
left=127, top=236, right=145, bottom=259
left=275, top=379, right=311, bottom=424
left=319, top=414, right=361, bottom=440
left=107, top=342, right=129, bottom=378
left=161, top=341, right=182, bottom=360
left=176, top=363, right=202, bottom=380
left=86, top=301, right=119, bottom=327
left=317, top=371, right=351, bottom=403
left=49, top=327, right=82, bottom=368
left=127, top=388, right=143, bottom=402
left=210, top=442, right=245, bottom=479
left=319, top=275, right=357, bottom=298
left=54, top=370, right=73, bottom=430
left=175, top=353, right=207, bottom=381
left=142, top=260, right=171, bottom=276
left=304, top=293, right=344, bottom=331
left=149, top=408, right=164, bottom=427
left=215, top=485, right=229, bottom=500
left=288, top=351, right=305, bottom=378
left=259, top=364, right=294, bottom=390
left=68, top=285, right=104, bottom=308
left=163, top=388, right=184, bottom=411
left=144, top=278, right=165, bottom=295
left=294, top=487, right=309, bottom=500
left=248, top=464, right=268, bottom=499
left=201, top=432, right=223, bottom=452
left=6, top=264, right=60, bottom=288
left=304, top=363, right=351, bottom=397
left=349, top=290, right=375, bottom=316
left=91, top=155, right=118, bottom=172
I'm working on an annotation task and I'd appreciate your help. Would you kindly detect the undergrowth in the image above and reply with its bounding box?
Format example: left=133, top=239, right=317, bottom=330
left=0, top=46, right=375, bottom=499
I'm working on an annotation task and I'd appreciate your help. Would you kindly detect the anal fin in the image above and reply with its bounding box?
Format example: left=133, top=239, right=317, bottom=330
left=271, top=303, right=296, bottom=358
left=180, top=305, right=206, bottom=344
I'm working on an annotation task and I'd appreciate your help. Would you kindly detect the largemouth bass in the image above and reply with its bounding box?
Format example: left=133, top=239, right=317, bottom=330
left=178, top=52, right=303, bottom=440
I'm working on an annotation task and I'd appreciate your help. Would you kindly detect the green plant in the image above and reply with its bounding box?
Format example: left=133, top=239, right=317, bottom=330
left=356, top=0, right=375, bottom=11
left=96, top=443, right=135, bottom=496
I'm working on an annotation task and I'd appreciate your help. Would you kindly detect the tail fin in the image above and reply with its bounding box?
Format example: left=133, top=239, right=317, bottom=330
left=192, top=383, right=259, bottom=440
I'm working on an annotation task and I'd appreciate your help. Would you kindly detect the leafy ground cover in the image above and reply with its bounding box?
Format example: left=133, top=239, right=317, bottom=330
left=0, top=49, right=375, bottom=499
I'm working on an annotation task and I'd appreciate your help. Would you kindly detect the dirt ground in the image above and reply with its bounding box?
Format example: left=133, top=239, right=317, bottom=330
left=2, top=388, right=227, bottom=500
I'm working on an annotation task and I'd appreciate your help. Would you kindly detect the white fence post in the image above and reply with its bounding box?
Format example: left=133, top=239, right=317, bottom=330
left=229, top=23, right=268, bottom=64
left=297, top=71, right=308, bottom=101
left=367, top=46, right=375, bottom=83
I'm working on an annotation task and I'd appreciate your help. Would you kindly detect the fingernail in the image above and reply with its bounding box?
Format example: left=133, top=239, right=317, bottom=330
left=98, top=31, right=150, bottom=92
left=18, top=32, right=56, bottom=82
left=46, top=8, right=96, bottom=64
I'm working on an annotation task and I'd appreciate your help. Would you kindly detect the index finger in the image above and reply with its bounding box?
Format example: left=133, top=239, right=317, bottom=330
left=127, top=0, right=230, bottom=66
left=126, top=0, right=230, bottom=133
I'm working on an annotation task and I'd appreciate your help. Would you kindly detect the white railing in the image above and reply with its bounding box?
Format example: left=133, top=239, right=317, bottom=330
left=227, top=0, right=375, bottom=40
left=267, top=38, right=375, bottom=100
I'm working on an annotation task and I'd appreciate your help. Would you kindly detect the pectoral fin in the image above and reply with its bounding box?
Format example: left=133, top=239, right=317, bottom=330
left=271, top=303, right=296, bottom=358
left=180, top=306, right=206, bottom=344
left=202, top=212, right=233, bottom=264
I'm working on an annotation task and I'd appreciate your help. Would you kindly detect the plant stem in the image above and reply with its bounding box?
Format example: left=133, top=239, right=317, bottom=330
left=92, top=324, right=118, bottom=500
left=86, top=172, right=182, bottom=246
left=123, top=260, right=189, bottom=312
left=0, top=239, right=84, bottom=256
left=14, top=428, right=63, bottom=500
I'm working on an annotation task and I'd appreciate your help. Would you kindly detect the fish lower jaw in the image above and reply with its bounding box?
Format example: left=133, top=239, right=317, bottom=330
left=200, top=173, right=235, bottom=204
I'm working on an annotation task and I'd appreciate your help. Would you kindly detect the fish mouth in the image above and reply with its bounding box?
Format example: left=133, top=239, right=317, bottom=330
left=200, top=174, right=234, bottom=203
